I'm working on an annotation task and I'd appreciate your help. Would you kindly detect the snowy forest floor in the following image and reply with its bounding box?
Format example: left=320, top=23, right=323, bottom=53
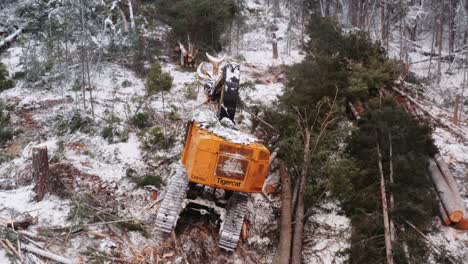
left=0, top=0, right=467, bottom=263
left=0, top=1, right=349, bottom=263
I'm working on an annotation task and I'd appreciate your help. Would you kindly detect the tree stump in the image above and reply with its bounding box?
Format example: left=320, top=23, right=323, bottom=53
left=272, top=33, right=278, bottom=59
left=32, top=147, right=49, bottom=201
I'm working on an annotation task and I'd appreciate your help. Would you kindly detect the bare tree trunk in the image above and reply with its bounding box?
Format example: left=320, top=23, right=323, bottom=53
left=448, top=0, right=456, bottom=56
left=380, top=0, right=386, bottom=42
left=428, top=8, right=437, bottom=79
left=388, top=133, right=396, bottom=244
left=272, top=34, right=278, bottom=59
left=117, top=6, right=129, bottom=33
left=85, top=49, right=95, bottom=120
left=80, top=0, right=87, bottom=111
left=301, top=0, right=305, bottom=49
left=377, top=142, right=394, bottom=264
left=325, top=0, right=331, bottom=16
left=33, top=147, right=49, bottom=201
left=273, top=0, right=282, bottom=17
left=128, top=0, right=135, bottom=30
left=359, top=0, right=368, bottom=28
left=272, top=163, right=292, bottom=264
left=228, top=20, right=233, bottom=55
left=236, top=0, right=241, bottom=56
left=437, top=2, right=445, bottom=84
left=351, top=0, right=359, bottom=27
left=453, top=94, right=460, bottom=124
left=291, top=128, right=310, bottom=264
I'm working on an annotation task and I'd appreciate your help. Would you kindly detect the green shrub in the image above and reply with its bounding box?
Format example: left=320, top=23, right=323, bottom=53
left=146, top=63, right=173, bottom=95
left=0, top=63, right=15, bottom=92
left=0, top=102, right=14, bottom=146
left=100, top=113, right=129, bottom=144
left=55, top=111, right=94, bottom=135
left=140, top=126, right=174, bottom=150
left=12, top=71, right=27, bottom=80
left=184, top=81, right=199, bottom=100
left=101, top=125, right=129, bottom=144
left=138, top=175, right=163, bottom=188
left=121, top=80, right=132, bottom=88
left=130, top=112, right=151, bottom=129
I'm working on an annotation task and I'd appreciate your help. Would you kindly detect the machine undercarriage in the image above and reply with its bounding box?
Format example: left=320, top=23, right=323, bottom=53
left=155, top=167, right=248, bottom=251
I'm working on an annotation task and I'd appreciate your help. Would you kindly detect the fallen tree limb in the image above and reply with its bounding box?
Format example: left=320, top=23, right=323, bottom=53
left=377, top=143, right=394, bottom=264
left=272, top=162, right=292, bottom=264
left=0, top=239, right=23, bottom=264
left=0, top=28, right=23, bottom=52
left=392, top=86, right=468, bottom=141
left=21, top=244, right=77, bottom=264
left=171, top=231, right=189, bottom=264
left=404, top=219, right=458, bottom=264
left=39, top=218, right=140, bottom=231
left=348, top=101, right=361, bottom=121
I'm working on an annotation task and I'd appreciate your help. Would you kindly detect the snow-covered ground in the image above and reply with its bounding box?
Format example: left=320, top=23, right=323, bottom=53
left=5, top=0, right=467, bottom=263
left=382, top=9, right=468, bottom=262
left=0, top=1, right=348, bottom=263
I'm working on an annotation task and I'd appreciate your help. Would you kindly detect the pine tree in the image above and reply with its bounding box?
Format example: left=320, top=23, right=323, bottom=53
left=0, top=63, right=14, bottom=92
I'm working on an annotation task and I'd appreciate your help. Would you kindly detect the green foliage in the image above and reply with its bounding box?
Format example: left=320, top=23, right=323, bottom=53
left=0, top=63, right=15, bottom=92
left=281, top=56, right=348, bottom=116
left=306, top=16, right=345, bottom=57
left=0, top=102, right=14, bottom=147
left=342, top=98, right=438, bottom=263
left=130, top=112, right=151, bottom=129
left=265, top=14, right=437, bottom=264
left=139, top=126, right=175, bottom=151
left=137, top=175, right=163, bottom=188
left=156, top=0, right=242, bottom=51
left=126, top=168, right=163, bottom=188
left=101, top=114, right=128, bottom=144
left=348, top=59, right=399, bottom=100
left=12, top=71, right=27, bottom=80
left=55, top=111, right=94, bottom=135
left=101, top=125, right=129, bottom=144
left=146, top=63, right=173, bottom=95
left=121, top=80, right=133, bottom=88
left=299, top=17, right=399, bottom=103
left=184, top=81, right=199, bottom=100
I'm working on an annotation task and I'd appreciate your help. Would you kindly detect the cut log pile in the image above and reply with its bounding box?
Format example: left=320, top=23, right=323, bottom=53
left=348, top=86, right=468, bottom=230
left=429, top=157, right=467, bottom=226
left=0, top=27, right=22, bottom=53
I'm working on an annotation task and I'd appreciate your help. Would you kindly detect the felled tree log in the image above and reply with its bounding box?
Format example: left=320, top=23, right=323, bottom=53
left=272, top=163, right=292, bottom=264
left=0, top=28, right=22, bottom=53
left=434, top=154, right=467, bottom=214
left=392, top=86, right=468, bottom=141
left=21, top=244, right=76, bottom=264
left=437, top=198, right=452, bottom=226
left=348, top=102, right=361, bottom=121
left=454, top=218, right=468, bottom=230
left=428, top=159, right=464, bottom=222
left=32, top=147, right=50, bottom=201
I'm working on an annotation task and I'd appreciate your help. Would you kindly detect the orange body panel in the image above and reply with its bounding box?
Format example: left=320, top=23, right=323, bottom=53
left=181, top=122, right=270, bottom=193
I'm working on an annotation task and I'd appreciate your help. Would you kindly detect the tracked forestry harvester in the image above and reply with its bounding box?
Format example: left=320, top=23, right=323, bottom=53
left=155, top=54, right=270, bottom=251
